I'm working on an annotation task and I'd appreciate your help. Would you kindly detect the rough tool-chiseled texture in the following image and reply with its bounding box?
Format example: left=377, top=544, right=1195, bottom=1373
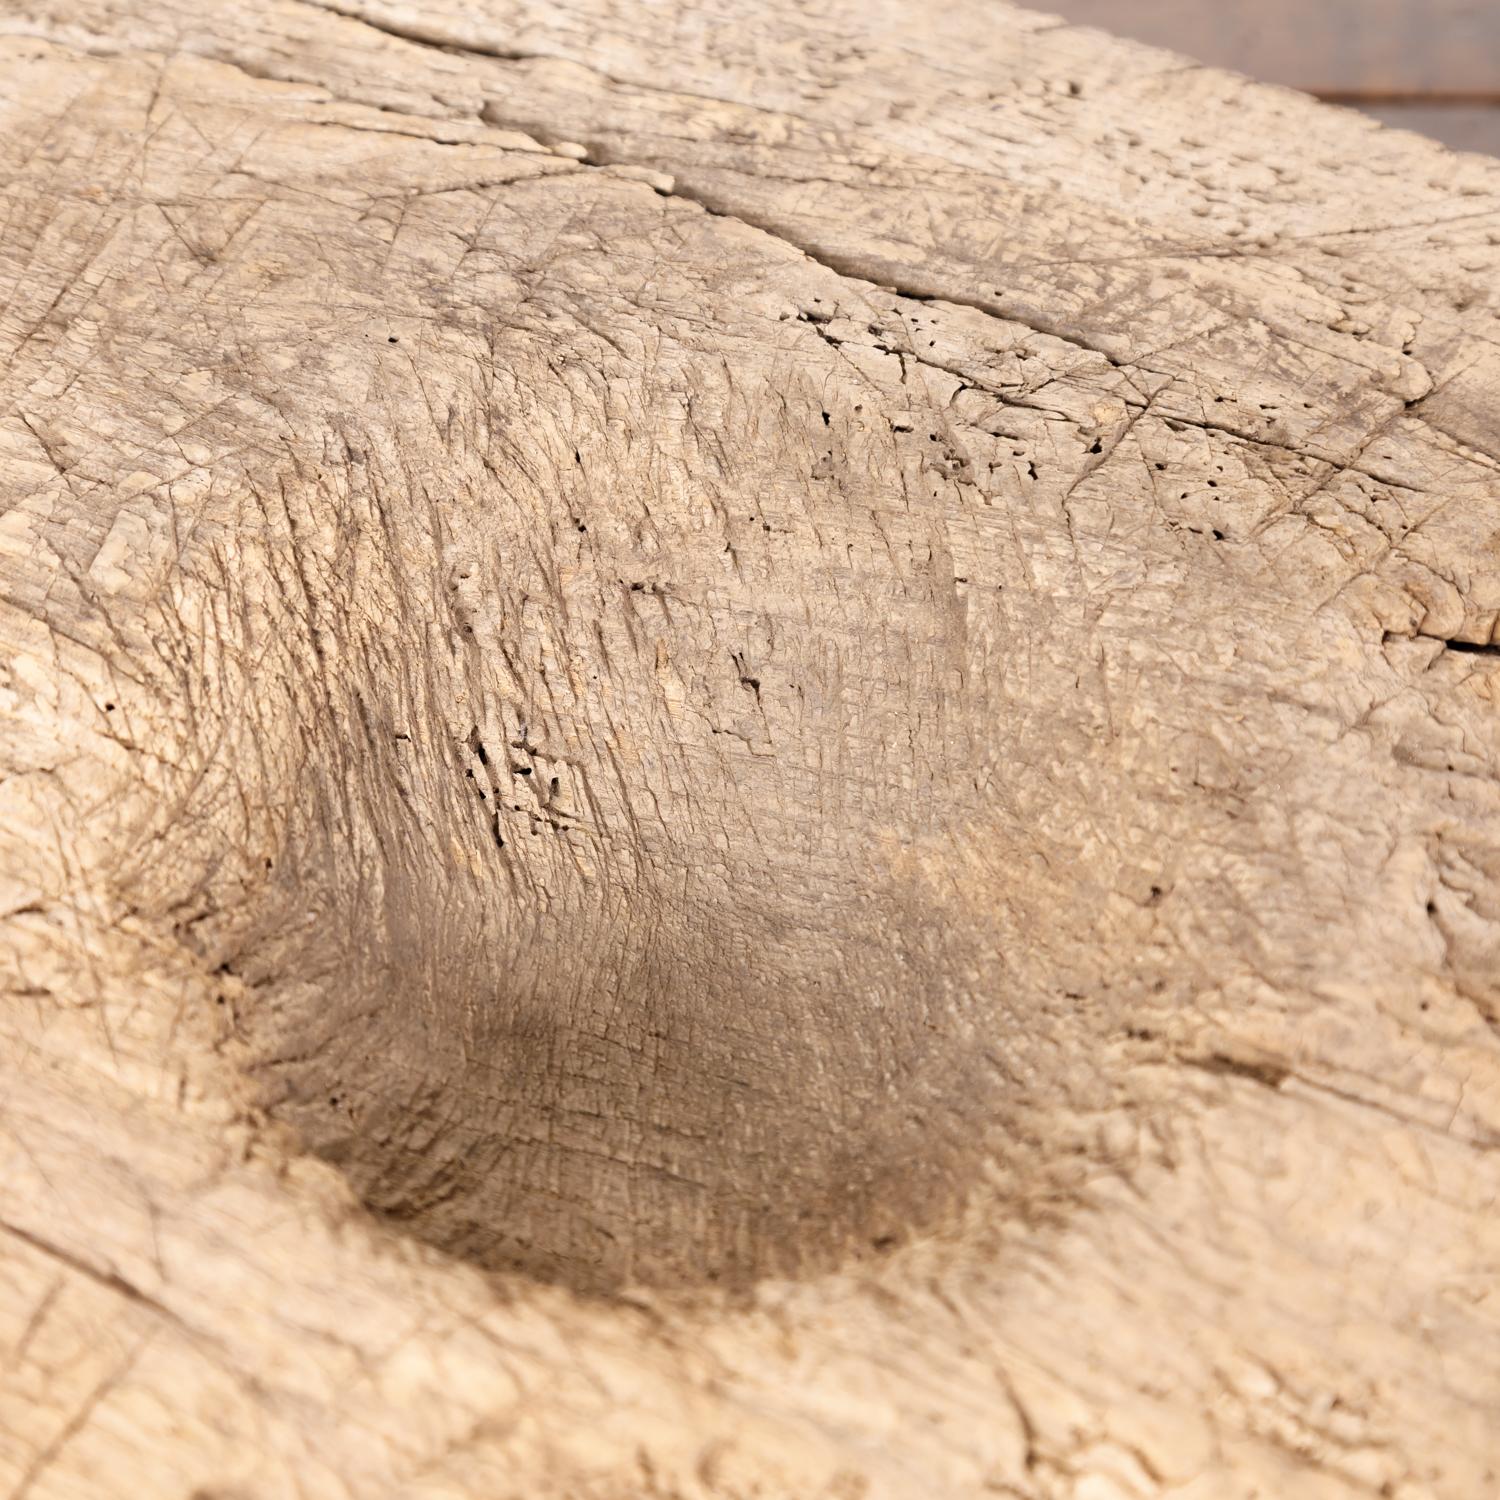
left=1, top=2, right=1499, bottom=1496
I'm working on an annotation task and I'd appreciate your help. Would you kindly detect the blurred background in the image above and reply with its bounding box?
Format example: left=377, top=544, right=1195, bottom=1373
left=1044, top=0, right=1499, bottom=156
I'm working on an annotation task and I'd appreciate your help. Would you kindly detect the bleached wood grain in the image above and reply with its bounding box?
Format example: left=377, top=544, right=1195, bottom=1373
left=2, top=3, right=1499, bottom=1495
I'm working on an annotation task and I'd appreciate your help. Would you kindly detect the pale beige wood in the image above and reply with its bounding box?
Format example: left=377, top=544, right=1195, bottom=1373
left=1, top=3, right=1499, bottom=1497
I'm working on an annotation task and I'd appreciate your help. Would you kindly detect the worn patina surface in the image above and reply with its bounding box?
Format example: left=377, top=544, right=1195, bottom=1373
left=2, top=2, right=1499, bottom=1494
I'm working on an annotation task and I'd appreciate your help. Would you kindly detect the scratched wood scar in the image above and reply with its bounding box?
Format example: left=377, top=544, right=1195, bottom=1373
left=1, top=2, right=1499, bottom=1496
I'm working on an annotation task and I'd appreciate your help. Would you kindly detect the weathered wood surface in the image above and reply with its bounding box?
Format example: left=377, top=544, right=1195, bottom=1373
left=1, top=1, right=1499, bottom=1496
